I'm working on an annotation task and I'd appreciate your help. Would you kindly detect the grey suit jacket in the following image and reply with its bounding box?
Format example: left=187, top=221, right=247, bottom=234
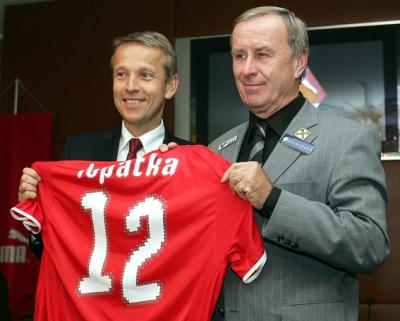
left=208, top=101, right=390, bottom=321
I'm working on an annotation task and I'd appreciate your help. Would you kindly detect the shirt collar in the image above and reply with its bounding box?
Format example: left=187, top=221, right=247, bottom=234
left=248, top=93, right=305, bottom=137
left=118, top=120, right=165, bottom=156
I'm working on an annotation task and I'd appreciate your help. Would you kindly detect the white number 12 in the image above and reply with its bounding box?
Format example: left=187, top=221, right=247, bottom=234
left=77, top=191, right=166, bottom=305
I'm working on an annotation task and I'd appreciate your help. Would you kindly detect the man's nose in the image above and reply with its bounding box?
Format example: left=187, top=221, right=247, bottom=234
left=124, top=75, right=140, bottom=92
left=242, top=56, right=257, bottom=78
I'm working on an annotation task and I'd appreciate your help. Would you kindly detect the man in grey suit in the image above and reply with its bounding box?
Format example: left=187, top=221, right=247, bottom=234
left=209, top=6, right=390, bottom=321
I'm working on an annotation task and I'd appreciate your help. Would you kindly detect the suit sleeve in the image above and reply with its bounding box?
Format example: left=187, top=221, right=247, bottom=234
left=264, top=125, right=389, bottom=274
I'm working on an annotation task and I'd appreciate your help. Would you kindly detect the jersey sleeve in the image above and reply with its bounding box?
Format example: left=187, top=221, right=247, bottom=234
left=10, top=199, right=43, bottom=234
left=217, top=185, right=267, bottom=284
left=10, top=162, right=51, bottom=234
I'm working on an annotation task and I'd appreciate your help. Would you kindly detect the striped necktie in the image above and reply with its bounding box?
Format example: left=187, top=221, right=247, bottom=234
left=126, top=138, right=143, bottom=160
left=248, top=122, right=266, bottom=164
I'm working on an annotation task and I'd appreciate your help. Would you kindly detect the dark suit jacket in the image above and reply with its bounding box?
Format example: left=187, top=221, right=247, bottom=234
left=29, top=125, right=192, bottom=257
left=61, top=125, right=191, bottom=161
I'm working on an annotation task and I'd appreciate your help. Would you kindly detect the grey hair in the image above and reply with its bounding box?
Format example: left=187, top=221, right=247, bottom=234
left=233, top=6, right=309, bottom=59
left=111, top=31, right=177, bottom=79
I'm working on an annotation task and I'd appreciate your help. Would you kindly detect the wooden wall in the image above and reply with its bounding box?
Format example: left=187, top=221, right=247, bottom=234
left=1, top=1, right=399, bottom=320
left=175, top=0, right=400, bottom=36
left=1, top=0, right=176, bottom=158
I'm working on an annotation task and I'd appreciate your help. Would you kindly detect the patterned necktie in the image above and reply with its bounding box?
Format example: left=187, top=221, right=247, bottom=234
left=126, top=138, right=143, bottom=160
left=248, top=122, right=266, bottom=164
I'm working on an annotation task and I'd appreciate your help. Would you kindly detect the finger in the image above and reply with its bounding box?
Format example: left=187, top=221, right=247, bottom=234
left=221, top=164, right=237, bottom=183
left=237, top=191, right=247, bottom=200
left=20, top=173, right=40, bottom=187
left=18, top=191, right=37, bottom=203
left=167, top=142, right=178, bottom=149
left=159, top=144, right=169, bottom=153
left=19, top=181, right=38, bottom=193
left=159, top=142, right=178, bottom=153
left=22, top=167, right=41, bottom=181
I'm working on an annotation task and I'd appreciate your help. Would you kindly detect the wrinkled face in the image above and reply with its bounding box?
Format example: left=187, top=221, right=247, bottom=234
left=112, top=43, right=178, bottom=136
left=231, top=14, right=306, bottom=118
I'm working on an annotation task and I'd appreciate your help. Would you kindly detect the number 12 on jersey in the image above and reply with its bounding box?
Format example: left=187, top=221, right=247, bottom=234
left=77, top=190, right=166, bottom=305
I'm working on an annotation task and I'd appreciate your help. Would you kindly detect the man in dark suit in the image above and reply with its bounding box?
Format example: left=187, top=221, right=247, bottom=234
left=18, top=31, right=191, bottom=258
left=208, top=6, right=389, bottom=321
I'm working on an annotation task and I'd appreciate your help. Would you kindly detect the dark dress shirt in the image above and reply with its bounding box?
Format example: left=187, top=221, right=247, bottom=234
left=237, top=94, right=305, bottom=218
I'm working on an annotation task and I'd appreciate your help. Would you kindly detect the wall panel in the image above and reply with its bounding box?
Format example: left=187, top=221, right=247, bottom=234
left=175, top=0, right=400, bottom=37
left=1, top=0, right=175, bottom=159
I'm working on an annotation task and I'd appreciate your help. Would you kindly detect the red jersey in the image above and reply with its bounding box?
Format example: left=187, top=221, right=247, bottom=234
left=11, top=145, right=266, bottom=321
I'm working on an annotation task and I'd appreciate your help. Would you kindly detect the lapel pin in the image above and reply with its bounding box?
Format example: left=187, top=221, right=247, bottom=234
left=218, top=136, right=238, bottom=150
left=294, top=128, right=311, bottom=140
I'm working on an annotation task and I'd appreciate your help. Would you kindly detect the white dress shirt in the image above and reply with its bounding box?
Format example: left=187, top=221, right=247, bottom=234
left=117, top=121, right=165, bottom=161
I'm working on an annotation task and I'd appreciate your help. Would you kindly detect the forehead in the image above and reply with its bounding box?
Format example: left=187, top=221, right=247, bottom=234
left=231, top=14, right=288, bottom=50
left=112, top=43, right=166, bottom=69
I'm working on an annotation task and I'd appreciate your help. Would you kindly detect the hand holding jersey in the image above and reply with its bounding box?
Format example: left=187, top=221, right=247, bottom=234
left=18, top=167, right=41, bottom=202
left=221, top=161, right=272, bottom=209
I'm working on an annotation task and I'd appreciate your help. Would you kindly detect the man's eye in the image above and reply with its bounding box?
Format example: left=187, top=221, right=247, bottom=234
left=114, top=71, right=128, bottom=79
left=257, top=52, right=269, bottom=59
left=232, top=52, right=246, bottom=60
left=141, top=71, right=154, bottom=79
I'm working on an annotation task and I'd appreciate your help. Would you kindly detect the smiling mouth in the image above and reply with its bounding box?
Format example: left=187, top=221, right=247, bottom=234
left=123, top=99, right=145, bottom=104
left=243, top=82, right=264, bottom=87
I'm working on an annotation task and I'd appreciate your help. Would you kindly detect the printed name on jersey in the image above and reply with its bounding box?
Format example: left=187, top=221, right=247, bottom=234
left=77, top=153, right=179, bottom=184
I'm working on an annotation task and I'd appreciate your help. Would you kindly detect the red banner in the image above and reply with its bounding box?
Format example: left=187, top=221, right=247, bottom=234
left=0, top=113, right=52, bottom=321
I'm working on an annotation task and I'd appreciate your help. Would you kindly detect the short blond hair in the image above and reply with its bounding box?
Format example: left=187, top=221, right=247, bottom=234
left=111, top=31, right=177, bottom=79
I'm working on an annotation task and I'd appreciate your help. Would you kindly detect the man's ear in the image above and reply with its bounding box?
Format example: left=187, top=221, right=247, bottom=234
left=294, top=49, right=308, bottom=79
left=165, top=74, right=179, bottom=100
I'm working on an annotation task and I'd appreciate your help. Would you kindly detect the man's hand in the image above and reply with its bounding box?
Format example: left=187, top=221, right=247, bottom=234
left=159, top=142, right=178, bottom=153
left=221, top=161, right=272, bottom=209
left=18, top=167, right=41, bottom=202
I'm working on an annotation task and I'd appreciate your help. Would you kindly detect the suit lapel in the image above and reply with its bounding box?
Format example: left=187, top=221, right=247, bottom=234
left=100, top=126, right=121, bottom=161
left=265, top=101, right=319, bottom=183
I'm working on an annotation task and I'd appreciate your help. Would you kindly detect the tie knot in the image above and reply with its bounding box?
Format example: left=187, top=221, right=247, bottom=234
left=127, top=138, right=143, bottom=160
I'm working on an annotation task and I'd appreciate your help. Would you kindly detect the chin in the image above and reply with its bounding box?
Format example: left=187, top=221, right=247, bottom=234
left=246, top=102, right=265, bottom=112
left=248, top=105, right=271, bottom=118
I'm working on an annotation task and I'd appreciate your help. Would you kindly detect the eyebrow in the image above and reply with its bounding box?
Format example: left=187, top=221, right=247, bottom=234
left=255, top=46, right=272, bottom=52
left=232, top=45, right=272, bottom=52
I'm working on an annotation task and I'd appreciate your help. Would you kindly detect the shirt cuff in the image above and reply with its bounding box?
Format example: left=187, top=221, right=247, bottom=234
left=258, top=187, right=281, bottom=218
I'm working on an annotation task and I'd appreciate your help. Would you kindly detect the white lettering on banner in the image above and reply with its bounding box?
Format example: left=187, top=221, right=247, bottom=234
left=0, top=245, right=27, bottom=263
left=77, top=155, right=179, bottom=185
